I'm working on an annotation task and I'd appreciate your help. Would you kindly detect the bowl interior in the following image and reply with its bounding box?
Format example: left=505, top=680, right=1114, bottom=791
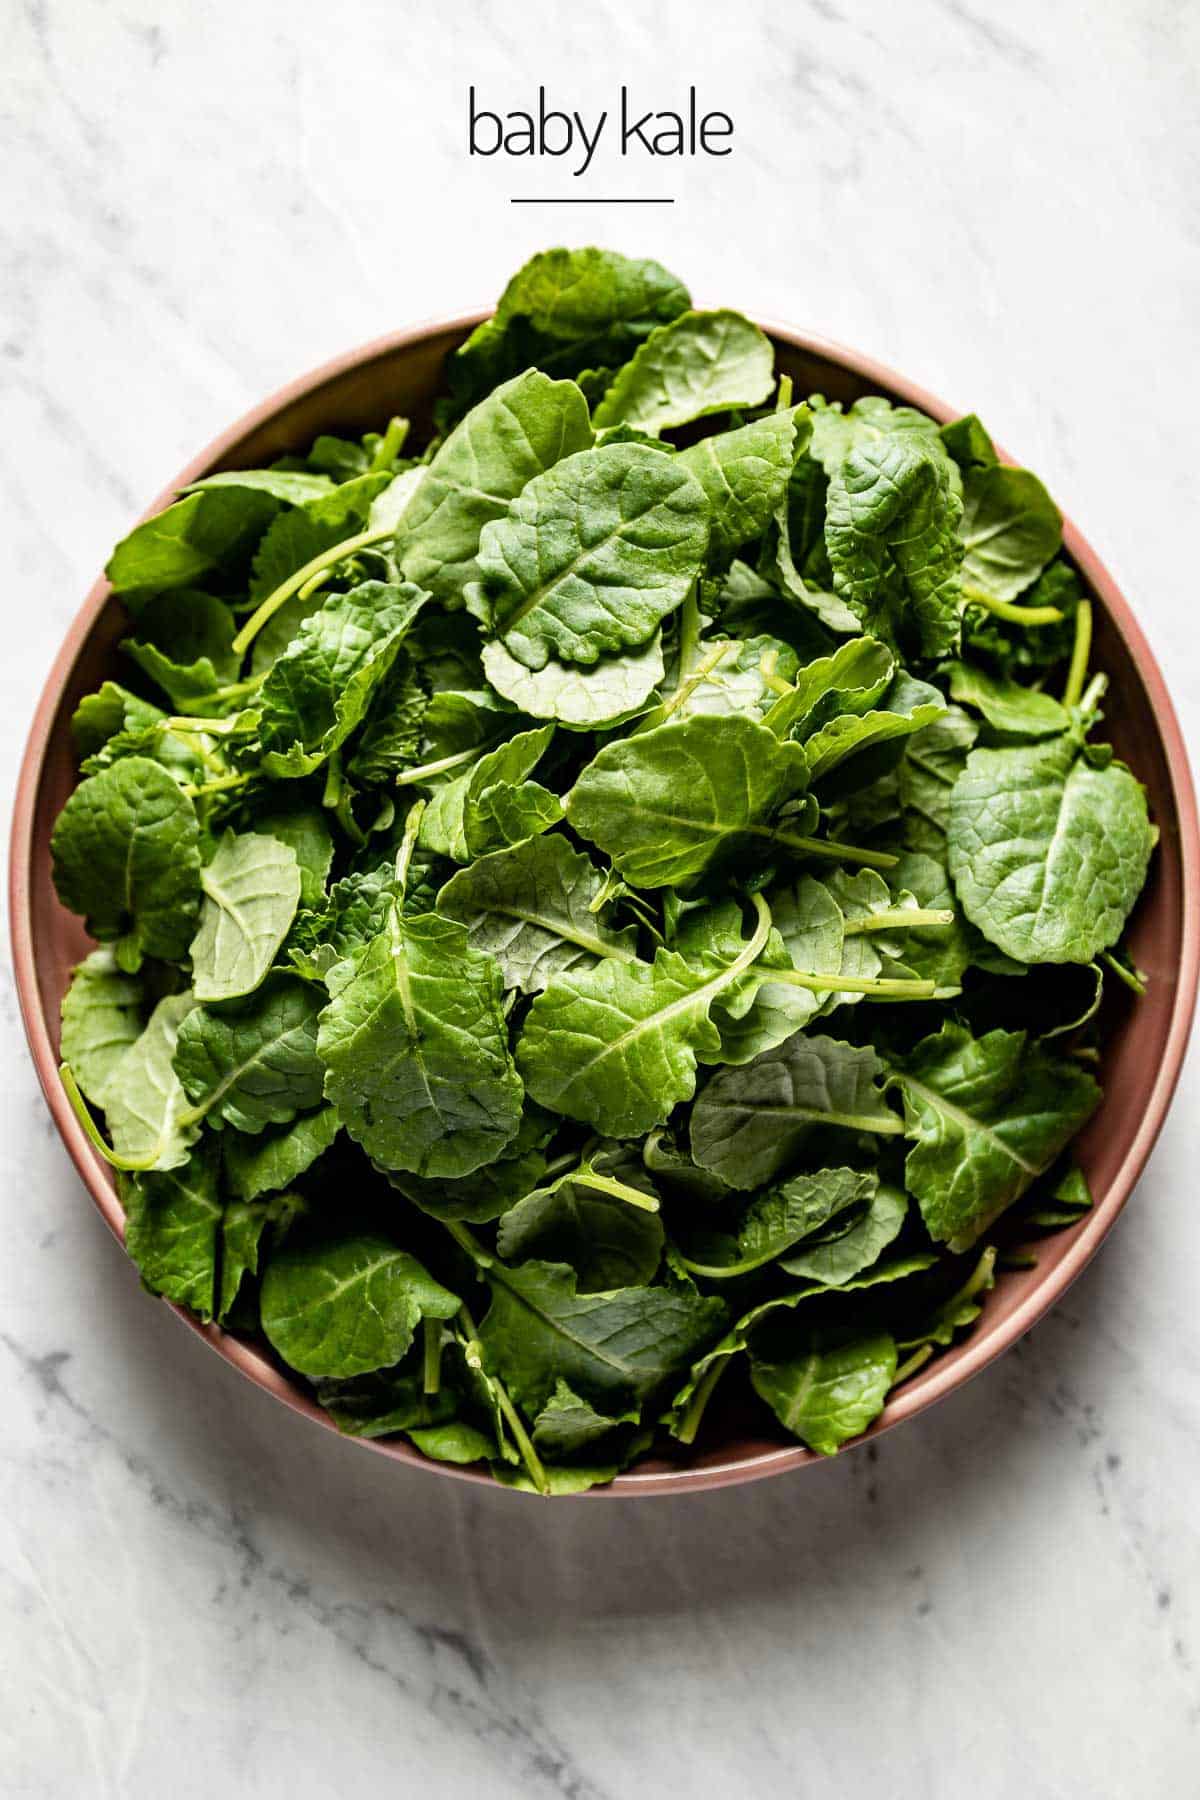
left=12, top=317, right=1198, bottom=1495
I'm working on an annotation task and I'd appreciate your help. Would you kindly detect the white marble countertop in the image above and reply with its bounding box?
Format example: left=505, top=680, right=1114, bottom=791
left=4, top=2, right=1199, bottom=1793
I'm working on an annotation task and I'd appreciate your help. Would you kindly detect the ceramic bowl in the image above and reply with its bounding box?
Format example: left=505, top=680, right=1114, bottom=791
left=11, top=314, right=1199, bottom=1494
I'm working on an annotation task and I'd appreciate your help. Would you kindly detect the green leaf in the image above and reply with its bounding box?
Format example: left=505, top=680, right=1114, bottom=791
left=252, top=803, right=335, bottom=907
left=120, top=1140, right=223, bottom=1320
left=881, top=851, right=972, bottom=996
left=672, top=890, right=835, bottom=1063
left=825, top=433, right=963, bottom=657
left=473, top=443, right=710, bottom=670
left=763, top=635, right=893, bottom=740
left=410, top=1422, right=496, bottom=1465
left=50, top=757, right=201, bottom=971
left=801, top=671, right=947, bottom=786
left=666, top=1255, right=931, bottom=1440
left=896, top=1246, right=997, bottom=1349
left=385, top=1106, right=552, bottom=1225
left=124, top=591, right=240, bottom=706
left=105, top=486, right=279, bottom=600
left=772, top=452, right=862, bottom=634
left=223, top=1104, right=341, bottom=1201
left=678, top=1168, right=876, bottom=1279
left=413, top=687, right=509, bottom=767
left=258, top=581, right=427, bottom=778
left=437, top=834, right=638, bottom=994
left=72, top=682, right=165, bottom=759
left=897, top=706, right=978, bottom=851
left=260, top=1235, right=459, bottom=1378
left=185, top=468, right=337, bottom=505
left=317, top=907, right=523, bottom=1178
left=947, top=731, right=1157, bottom=962
left=657, top=633, right=800, bottom=726
left=517, top=900, right=771, bottom=1138
left=940, top=414, right=997, bottom=472
left=780, top=1181, right=910, bottom=1285
left=60, top=949, right=144, bottom=1108
left=348, top=655, right=428, bottom=784
left=315, top=1368, right=458, bottom=1439
left=217, top=1190, right=304, bottom=1324
left=749, top=1327, right=898, bottom=1455
left=173, top=976, right=325, bottom=1134
left=418, top=725, right=556, bottom=863
left=716, top=559, right=836, bottom=657
left=809, top=395, right=945, bottom=476
left=946, top=659, right=1070, bottom=738
left=592, top=310, right=775, bottom=434
left=476, top=1258, right=725, bottom=1415
left=482, top=633, right=664, bottom=728
left=679, top=407, right=804, bottom=560
left=489, top=1457, right=628, bottom=1495
left=960, top=464, right=1061, bottom=603
left=104, top=993, right=197, bottom=1171
left=531, top=1380, right=642, bottom=1461
left=395, top=370, right=593, bottom=603
left=444, top=247, right=690, bottom=419
left=189, top=831, right=302, bottom=1002
left=288, top=861, right=400, bottom=980
left=690, top=1033, right=903, bottom=1190
left=498, top=1168, right=665, bottom=1291
left=246, top=477, right=393, bottom=671
left=566, top=713, right=810, bottom=889
left=889, top=1021, right=1100, bottom=1249
left=801, top=867, right=895, bottom=1005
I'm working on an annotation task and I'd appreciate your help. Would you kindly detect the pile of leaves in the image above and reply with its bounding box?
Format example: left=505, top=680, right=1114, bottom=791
left=52, top=248, right=1156, bottom=1492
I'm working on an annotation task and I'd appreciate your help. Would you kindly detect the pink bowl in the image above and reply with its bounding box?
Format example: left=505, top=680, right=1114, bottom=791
left=11, top=313, right=1199, bottom=1494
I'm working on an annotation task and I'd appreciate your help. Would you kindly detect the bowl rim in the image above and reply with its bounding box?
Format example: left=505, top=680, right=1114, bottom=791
left=10, top=309, right=1200, bottom=1497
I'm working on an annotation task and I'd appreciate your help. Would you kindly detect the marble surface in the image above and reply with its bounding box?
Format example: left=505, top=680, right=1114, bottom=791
left=3, top=1, right=1200, bottom=1793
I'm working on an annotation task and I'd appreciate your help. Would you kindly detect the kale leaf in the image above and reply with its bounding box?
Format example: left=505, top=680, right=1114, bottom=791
left=49, top=247, right=1155, bottom=1490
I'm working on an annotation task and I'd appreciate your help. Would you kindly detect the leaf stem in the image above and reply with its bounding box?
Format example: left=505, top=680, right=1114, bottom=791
left=487, top=1364, right=549, bottom=1495
left=231, top=524, right=394, bottom=655
left=541, top=1151, right=581, bottom=1181
left=163, top=713, right=246, bottom=736
left=58, top=1064, right=163, bottom=1172
left=181, top=772, right=253, bottom=799
left=898, top=1245, right=997, bottom=1348
left=676, top=583, right=701, bottom=678
left=842, top=908, right=954, bottom=935
left=297, top=567, right=335, bottom=603
left=758, top=649, right=793, bottom=697
left=1100, top=949, right=1147, bottom=996
left=394, top=742, right=496, bottom=788
left=370, top=415, right=410, bottom=473
left=962, top=585, right=1064, bottom=626
left=185, top=673, right=265, bottom=709
left=394, top=799, right=426, bottom=896
left=767, top=830, right=898, bottom=871
left=445, top=1220, right=492, bottom=1267
left=676, top=1356, right=731, bottom=1445
left=572, top=1171, right=660, bottom=1213
left=422, top=1317, right=443, bottom=1395
left=1061, top=598, right=1093, bottom=709
left=737, top=891, right=774, bottom=970
left=1077, top=672, right=1107, bottom=718
left=456, top=1303, right=548, bottom=1495
left=633, top=640, right=733, bottom=734
left=770, top=968, right=938, bottom=999
left=891, top=1343, right=934, bottom=1388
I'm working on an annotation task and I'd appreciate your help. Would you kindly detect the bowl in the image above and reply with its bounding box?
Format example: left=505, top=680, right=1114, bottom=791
left=11, top=313, right=1200, bottom=1495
